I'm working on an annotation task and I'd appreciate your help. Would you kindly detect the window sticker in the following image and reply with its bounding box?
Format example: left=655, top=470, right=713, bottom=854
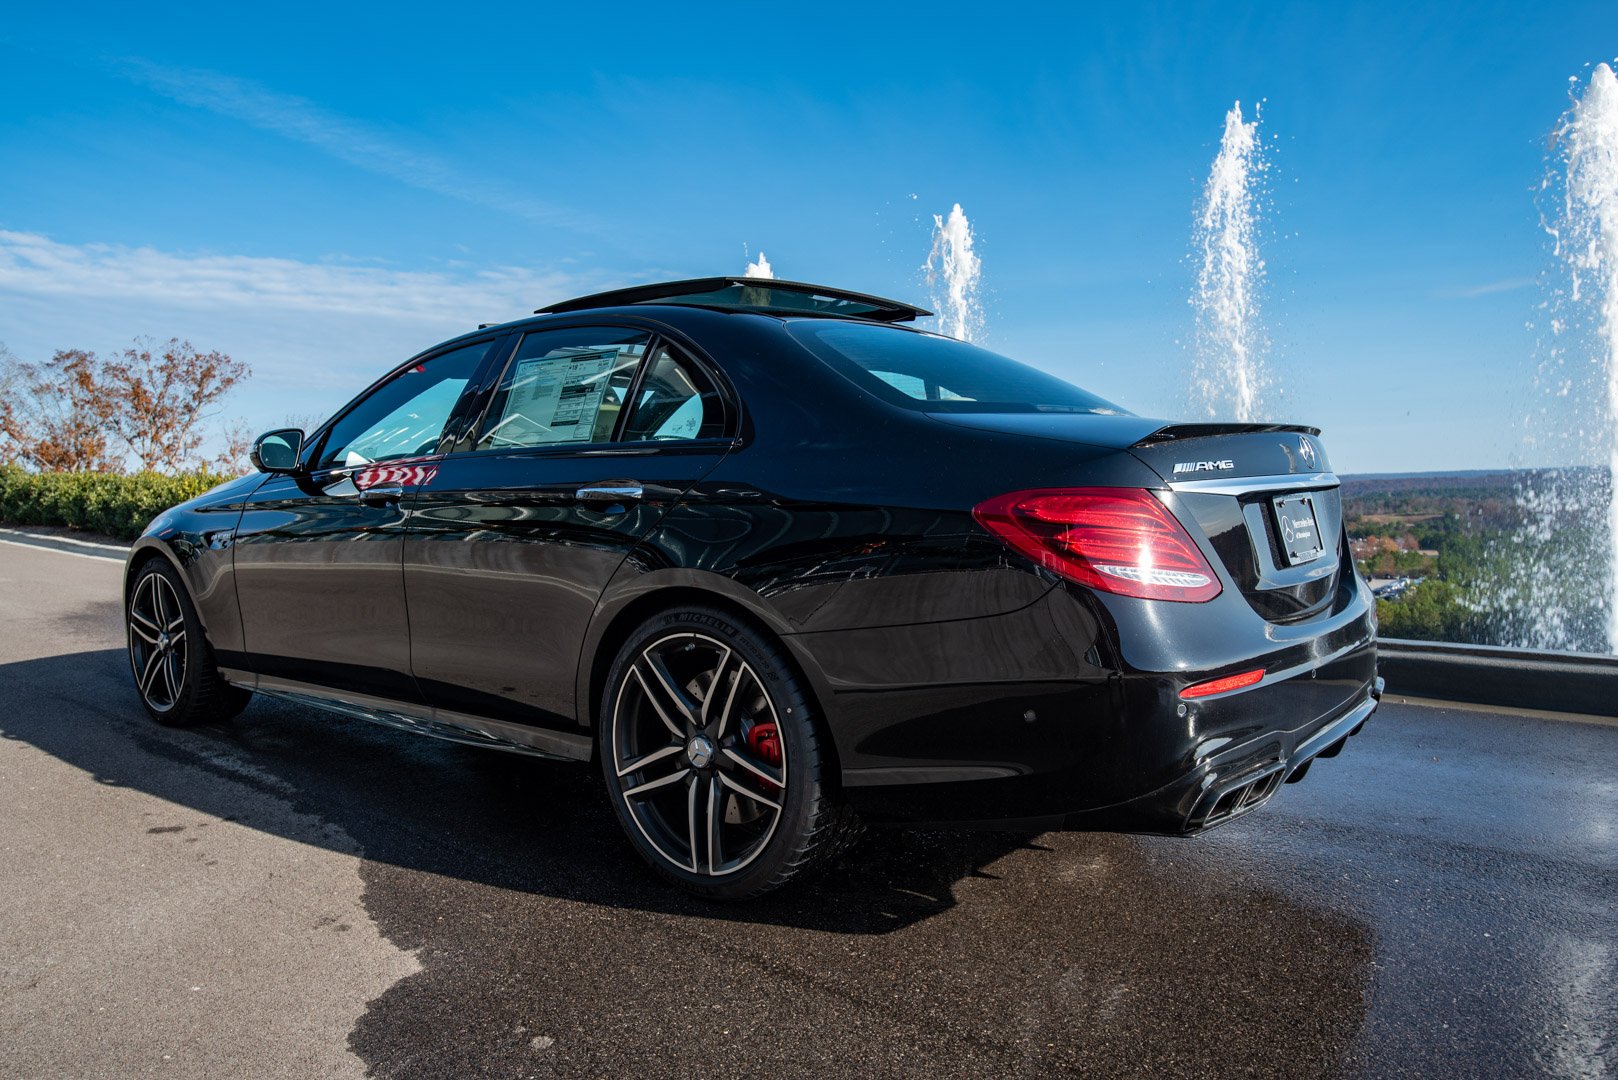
left=488, top=349, right=617, bottom=445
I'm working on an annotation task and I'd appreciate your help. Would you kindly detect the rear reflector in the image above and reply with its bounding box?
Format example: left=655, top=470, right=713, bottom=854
left=972, top=487, right=1222, bottom=603
left=1180, top=668, right=1265, bottom=699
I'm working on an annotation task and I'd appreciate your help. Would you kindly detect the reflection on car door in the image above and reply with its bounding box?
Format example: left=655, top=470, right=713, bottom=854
left=403, top=326, right=735, bottom=731
left=233, top=337, right=504, bottom=701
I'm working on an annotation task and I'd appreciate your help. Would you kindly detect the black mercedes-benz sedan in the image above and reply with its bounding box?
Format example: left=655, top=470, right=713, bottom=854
left=124, top=277, right=1380, bottom=898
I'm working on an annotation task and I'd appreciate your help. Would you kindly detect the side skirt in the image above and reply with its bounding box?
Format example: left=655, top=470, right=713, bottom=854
left=223, top=670, right=593, bottom=762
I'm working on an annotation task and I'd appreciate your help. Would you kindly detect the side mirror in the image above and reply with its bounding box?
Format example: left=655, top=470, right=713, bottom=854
left=250, top=428, right=305, bottom=473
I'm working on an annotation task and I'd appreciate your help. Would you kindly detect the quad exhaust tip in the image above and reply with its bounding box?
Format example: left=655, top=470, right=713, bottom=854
left=1193, top=763, right=1286, bottom=829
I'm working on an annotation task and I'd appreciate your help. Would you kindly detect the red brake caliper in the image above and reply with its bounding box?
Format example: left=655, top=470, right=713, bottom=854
left=745, top=722, right=782, bottom=792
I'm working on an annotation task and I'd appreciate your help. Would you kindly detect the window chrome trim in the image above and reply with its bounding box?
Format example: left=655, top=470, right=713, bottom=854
left=1166, top=471, right=1338, bottom=496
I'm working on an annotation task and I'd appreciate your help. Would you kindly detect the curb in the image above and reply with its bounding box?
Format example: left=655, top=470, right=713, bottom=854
left=0, top=527, right=129, bottom=562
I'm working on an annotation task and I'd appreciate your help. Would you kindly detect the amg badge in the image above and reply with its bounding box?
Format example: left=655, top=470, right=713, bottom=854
left=1173, top=460, right=1236, bottom=474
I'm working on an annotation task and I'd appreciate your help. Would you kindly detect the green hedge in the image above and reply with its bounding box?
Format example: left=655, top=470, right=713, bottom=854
left=0, top=465, right=231, bottom=541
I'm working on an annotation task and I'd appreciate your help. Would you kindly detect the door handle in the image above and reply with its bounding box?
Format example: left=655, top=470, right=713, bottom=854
left=576, top=482, right=643, bottom=506
left=358, top=484, right=405, bottom=506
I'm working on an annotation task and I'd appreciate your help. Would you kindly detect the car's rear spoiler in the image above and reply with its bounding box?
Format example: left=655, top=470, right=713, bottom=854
left=1133, top=422, right=1322, bottom=445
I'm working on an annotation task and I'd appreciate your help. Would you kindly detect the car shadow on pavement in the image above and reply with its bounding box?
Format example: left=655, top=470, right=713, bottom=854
left=2, top=648, right=1045, bottom=931
left=4, top=648, right=1377, bottom=1078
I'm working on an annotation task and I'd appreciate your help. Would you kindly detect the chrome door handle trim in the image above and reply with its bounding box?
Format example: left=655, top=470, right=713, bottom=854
left=358, top=484, right=405, bottom=505
left=576, top=483, right=643, bottom=503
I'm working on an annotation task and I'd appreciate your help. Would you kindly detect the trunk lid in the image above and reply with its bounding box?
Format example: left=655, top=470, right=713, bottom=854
left=929, top=412, right=1347, bottom=623
left=1126, top=422, right=1326, bottom=481
left=1128, top=423, right=1343, bottom=623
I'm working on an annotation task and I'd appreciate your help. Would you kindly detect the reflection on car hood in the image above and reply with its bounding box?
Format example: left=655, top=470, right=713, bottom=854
left=190, top=470, right=268, bottom=508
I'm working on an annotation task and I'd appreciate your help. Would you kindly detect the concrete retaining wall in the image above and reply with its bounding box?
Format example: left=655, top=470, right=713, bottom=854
left=1378, top=638, right=1618, bottom=718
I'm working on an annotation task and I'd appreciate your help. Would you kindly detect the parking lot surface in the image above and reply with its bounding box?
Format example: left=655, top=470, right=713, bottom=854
left=1, top=537, right=1614, bottom=1078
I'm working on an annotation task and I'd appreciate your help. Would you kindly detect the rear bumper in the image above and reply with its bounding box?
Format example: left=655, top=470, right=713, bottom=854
left=818, top=578, right=1380, bottom=830
left=1083, top=672, right=1381, bottom=835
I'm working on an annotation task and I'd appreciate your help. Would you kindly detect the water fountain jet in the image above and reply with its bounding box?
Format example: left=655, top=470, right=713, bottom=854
left=744, top=250, right=774, bottom=280
left=1492, top=64, right=1618, bottom=654
left=1550, top=62, right=1618, bottom=650
left=924, top=204, right=983, bottom=343
left=1191, top=101, right=1270, bottom=422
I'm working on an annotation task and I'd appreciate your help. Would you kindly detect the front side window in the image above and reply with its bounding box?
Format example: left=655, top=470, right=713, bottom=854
left=787, top=320, right=1126, bottom=415
left=317, top=340, right=494, bottom=469
left=475, top=327, right=648, bottom=451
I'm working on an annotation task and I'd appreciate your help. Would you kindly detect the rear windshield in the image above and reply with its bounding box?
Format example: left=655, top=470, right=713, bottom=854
left=786, top=321, right=1125, bottom=415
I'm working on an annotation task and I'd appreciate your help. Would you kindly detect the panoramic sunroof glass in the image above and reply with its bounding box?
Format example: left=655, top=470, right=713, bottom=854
left=633, top=284, right=885, bottom=318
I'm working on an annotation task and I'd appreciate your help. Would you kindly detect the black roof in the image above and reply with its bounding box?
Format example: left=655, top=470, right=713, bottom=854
left=535, top=277, right=931, bottom=323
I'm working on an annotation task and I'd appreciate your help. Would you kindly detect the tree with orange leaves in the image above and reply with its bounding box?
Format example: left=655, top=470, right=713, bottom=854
left=0, top=339, right=249, bottom=473
left=99, top=339, right=249, bottom=472
left=0, top=346, right=120, bottom=472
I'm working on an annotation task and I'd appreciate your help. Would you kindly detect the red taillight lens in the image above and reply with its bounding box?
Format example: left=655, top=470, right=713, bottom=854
left=1180, top=668, right=1264, bottom=699
left=972, top=487, right=1222, bottom=603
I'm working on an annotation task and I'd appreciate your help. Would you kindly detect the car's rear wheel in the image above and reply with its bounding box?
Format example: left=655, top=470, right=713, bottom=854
left=600, top=606, right=858, bottom=899
left=127, top=559, right=251, bottom=727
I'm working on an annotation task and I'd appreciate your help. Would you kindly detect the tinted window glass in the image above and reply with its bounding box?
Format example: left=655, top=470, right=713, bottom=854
left=317, top=340, right=493, bottom=468
left=475, top=327, right=648, bottom=450
left=620, top=345, right=726, bottom=441
left=788, top=321, right=1126, bottom=415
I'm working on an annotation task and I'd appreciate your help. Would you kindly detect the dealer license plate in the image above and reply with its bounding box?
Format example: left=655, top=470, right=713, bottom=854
left=1272, top=493, right=1324, bottom=566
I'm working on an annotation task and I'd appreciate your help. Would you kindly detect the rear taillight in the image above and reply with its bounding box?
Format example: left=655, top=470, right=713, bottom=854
left=972, top=487, right=1222, bottom=603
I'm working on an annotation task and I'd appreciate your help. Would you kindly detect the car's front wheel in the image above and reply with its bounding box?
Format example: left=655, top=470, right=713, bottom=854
left=127, top=559, right=251, bottom=727
left=600, top=606, right=858, bottom=899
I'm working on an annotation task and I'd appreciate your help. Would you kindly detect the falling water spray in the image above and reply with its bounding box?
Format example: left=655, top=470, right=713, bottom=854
left=1192, top=101, right=1270, bottom=422
left=924, top=204, right=983, bottom=343
left=1550, top=63, right=1618, bottom=651
left=1494, top=64, right=1618, bottom=654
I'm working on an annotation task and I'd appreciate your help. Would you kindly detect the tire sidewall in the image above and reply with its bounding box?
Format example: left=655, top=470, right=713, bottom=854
left=599, top=606, right=821, bottom=897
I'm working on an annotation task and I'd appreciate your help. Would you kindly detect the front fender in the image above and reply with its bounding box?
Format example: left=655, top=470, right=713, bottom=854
left=123, top=478, right=260, bottom=670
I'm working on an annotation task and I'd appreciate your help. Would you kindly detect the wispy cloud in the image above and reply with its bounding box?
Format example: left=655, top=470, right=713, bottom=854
left=0, top=229, right=605, bottom=423
left=0, top=229, right=580, bottom=324
left=118, top=60, right=589, bottom=230
left=1437, top=277, right=1536, bottom=299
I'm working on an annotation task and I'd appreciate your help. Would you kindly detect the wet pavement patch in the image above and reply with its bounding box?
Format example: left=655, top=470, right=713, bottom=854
left=275, top=711, right=1376, bottom=1079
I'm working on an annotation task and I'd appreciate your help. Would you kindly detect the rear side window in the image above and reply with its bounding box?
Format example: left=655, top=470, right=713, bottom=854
left=788, top=321, right=1125, bottom=415
left=620, top=344, right=726, bottom=441
left=475, top=327, right=648, bottom=450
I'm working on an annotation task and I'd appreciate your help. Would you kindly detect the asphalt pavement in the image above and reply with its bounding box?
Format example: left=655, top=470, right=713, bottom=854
left=0, top=533, right=1614, bottom=1079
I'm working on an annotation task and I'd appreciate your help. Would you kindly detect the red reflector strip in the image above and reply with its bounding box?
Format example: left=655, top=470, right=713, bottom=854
left=1180, top=668, right=1265, bottom=699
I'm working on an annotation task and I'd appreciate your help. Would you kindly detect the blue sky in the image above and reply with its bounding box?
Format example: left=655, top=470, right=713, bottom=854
left=2, top=2, right=1616, bottom=472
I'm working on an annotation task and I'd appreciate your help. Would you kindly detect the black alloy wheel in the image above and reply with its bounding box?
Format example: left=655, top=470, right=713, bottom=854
left=600, top=607, right=858, bottom=899
left=126, top=560, right=251, bottom=727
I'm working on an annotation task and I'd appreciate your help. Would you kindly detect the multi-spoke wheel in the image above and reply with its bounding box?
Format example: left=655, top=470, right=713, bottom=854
left=600, top=608, right=859, bottom=899
left=129, top=569, right=188, bottom=714
left=126, top=560, right=251, bottom=727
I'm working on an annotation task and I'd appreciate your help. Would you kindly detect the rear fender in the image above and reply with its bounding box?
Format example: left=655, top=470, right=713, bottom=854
left=574, top=565, right=843, bottom=747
